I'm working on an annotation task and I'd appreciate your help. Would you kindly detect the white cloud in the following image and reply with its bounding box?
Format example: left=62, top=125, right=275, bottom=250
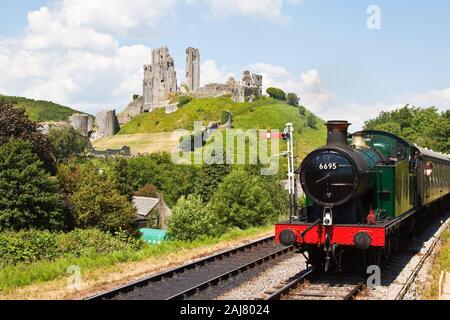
left=200, top=60, right=235, bottom=86
left=396, top=88, right=450, bottom=112
left=189, top=0, right=302, bottom=21
left=248, top=63, right=335, bottom=111
left=321, top=87, right=450, bottom=132
left=0, top=0, right=176, bottom=114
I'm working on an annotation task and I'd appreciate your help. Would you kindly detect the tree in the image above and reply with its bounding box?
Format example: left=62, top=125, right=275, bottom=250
left=167, top=195, right=217, bottom=241
left=134, top=184, right=159, bottom=198
left=126, top=153, right=199, bottom=207
left=194, top=164, right=232, bottom=202
left=287, top=93, right=299, bottom=107
left=209, top=168, right=288, bottom=230
left=64, top=165, right=138, bottom=234
left=307, top=113, right=317, bottom=129
left=0, top=99, right=56, bottom=174
left=299, top=105, right=306, bottom=116
left=48, top=126, right=92, bottom=163
left=364, top=105, right=450, bottom=153
left=266, top=87, right=286, bottom=101
left=0, top=140, right=65, bottom=231
left=111, top=158, right=134, bottom=201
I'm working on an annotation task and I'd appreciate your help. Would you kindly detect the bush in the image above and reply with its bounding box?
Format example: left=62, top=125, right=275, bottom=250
left=266, top=87, right=286, bottom=101
left=209, top=168, right=288, bottom=230
left=221, top=111, right=231, bottom=125
left=0, top=229, right=143, bottom=268
left=48, top=126, right=92, bottom=163
left=307, top=113, right=318, bottom=129
left=0, top=140, right=65, bottom=232
left=178, top=96, right=193, bottom=108
left=299, top=105, right=306, bottom=116
left=287, top=93, right=299, bottom=107
left=167, top=195, right=218, bottom=241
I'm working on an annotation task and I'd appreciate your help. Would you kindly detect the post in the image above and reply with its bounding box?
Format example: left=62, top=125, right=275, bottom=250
left=285, top=123, right=296, bottom=221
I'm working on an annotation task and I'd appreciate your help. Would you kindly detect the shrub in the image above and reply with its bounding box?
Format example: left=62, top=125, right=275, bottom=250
left=0, top=229, right=143, bottom=268
left=209, top=168, right=288, bottom=230
left=307, top=113, right=317, bottom=129
left=266, top=87, right=286, bottom=101
left=221, top=111, right=231, bottom=125
left=0, top=140, right=65, bottom=231
left=167, top=195, right=218, bottom=241
left=287, top=93, right=299, bottom=107
left=178, top=96, right=193, bottom=108
left=299, top=105, right=306, bottom=116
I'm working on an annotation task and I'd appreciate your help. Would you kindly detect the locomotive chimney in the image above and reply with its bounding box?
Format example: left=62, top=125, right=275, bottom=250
left=326, top=121, right=350, bottom=148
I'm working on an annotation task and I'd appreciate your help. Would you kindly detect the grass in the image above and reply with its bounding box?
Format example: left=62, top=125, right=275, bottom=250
left=420, top=229, right=450, bottom=299
left=0, top=225, right=273, bottom=292
left=0, top=94, right=88, bottom=122
left=105, top=96, right=327, bottom=161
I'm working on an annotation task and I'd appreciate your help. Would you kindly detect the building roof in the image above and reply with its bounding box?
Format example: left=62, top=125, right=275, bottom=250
left=133, top=196, right=159, bottom=217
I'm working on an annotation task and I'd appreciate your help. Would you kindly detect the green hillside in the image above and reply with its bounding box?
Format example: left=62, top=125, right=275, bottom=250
left=0, top=94, right=87, bottom=122
left=118, top=96, right=327, bottom=159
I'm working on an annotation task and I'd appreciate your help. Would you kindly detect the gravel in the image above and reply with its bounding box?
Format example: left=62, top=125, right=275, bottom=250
left=212, top=252, right=307, bottom=300
left=363, top=212, right=450, bottom=300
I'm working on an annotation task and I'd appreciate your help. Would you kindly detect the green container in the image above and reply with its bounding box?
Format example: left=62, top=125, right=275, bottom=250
left=140, top=228, right=167, bottom=244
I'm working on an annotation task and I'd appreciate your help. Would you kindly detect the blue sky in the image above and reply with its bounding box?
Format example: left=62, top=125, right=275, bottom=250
left=1, top=0, right=449, bottom=129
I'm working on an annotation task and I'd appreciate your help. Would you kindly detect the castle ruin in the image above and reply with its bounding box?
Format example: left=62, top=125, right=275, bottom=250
left=118, top=46, right=263, bottom=126
left=143, top=47, right=177, bottom=112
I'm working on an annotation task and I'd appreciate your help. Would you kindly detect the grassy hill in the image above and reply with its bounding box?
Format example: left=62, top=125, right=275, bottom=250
left=0, top=94, right=87, bottom=122
left=96, top=96, right=327, bottom=160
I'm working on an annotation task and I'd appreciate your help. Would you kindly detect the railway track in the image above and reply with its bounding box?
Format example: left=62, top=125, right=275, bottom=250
left=265, top=212, right=449, bottom=301
left=87, top=235, right=293, bottom=300
left=265, top=268, right=366, bottom=300
left=394, top=216, right=449, bottom=300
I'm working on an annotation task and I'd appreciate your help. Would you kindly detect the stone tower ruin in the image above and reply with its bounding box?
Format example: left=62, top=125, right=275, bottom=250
left=95, top=110, right=120, bottom=137
left=69, top=114, right=92, bottom=136
left=185, top=47, right=200, bottom=92
left=143, top=47, right=177, bottom=112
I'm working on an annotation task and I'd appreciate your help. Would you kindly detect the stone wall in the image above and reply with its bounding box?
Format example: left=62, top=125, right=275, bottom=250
left=118, top=96, right=144, bottom=125
left=193, top=83, right=233, bottom=98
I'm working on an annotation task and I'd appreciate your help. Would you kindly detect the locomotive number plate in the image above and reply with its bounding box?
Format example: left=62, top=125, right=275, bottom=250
left=319, top=163, right=338, bottom=170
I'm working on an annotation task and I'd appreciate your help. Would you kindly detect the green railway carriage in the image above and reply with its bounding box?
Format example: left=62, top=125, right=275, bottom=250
left=276, top=121, right=450, bottom=271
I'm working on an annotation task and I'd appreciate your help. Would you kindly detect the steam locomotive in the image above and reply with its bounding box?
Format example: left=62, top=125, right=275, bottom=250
left=276, top=121, right=450, bottom=271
